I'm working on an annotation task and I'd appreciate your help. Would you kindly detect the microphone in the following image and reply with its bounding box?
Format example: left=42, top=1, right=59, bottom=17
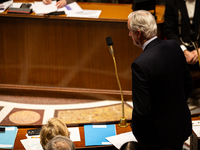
left=106, top=37, right=114, bottom=56
left=106, top=37, right=128, bottom=128
left=190, top=31, right=200, bottom=66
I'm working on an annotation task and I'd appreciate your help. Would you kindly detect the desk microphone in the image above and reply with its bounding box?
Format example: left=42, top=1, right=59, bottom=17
left=106, top=37, right=128, bottom=128
left=190, top=31, right=200, bottom=67
left=106, top=37, right=114, bottom=56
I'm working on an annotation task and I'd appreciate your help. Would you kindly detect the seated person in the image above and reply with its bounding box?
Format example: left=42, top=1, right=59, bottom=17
left=40, top=117, right=70, bottom=150
left=120, top=141, right=146, bottom=150
left=43, top=0, right=76, bottom=8
left=46, top=135, right=75, bottom=150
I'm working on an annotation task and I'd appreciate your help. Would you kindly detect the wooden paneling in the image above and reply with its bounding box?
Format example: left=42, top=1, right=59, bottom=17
left=0, top=17, right=137, bottom=90
left=0, top=3, right=165, bottom=99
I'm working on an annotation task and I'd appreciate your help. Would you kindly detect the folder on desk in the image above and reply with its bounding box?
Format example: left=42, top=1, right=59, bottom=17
left=0, top=126, right=18, bottom=149
left=84, top=124, right=116, bottom=146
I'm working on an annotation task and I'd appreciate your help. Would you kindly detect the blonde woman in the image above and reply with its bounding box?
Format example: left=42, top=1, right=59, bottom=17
left=40, top=118, right=70, bottom=150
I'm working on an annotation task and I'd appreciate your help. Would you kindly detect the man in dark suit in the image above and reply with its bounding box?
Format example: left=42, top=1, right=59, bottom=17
left=128, top=10, right=193, bottom=150
left=163, top=0, right=200, bottom=65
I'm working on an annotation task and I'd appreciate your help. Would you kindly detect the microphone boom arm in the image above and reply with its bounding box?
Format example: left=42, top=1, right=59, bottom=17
left=106, top=36, right=128, bottom=128
left=111, top=54, right=125, bottom=118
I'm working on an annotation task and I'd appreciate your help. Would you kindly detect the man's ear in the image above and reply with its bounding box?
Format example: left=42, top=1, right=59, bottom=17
left=137, top=30, right=141, bottom=38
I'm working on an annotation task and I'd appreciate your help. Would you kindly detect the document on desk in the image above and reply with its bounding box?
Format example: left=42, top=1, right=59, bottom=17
left=33, top=1, right=82, bottom=15
left=84, top=124, right=116, bottom=146
left=68, top=127, right=81, bottom=141
left=33, top=1, right=67, bottom=15
left=106, top=131, right=137, bottom=149
left=0, top=0, right=13, bottom=13
left=67, top=10, right=102, bottom=18
left=192, top=120, right=200, bottom=138
left=0, top=126, right=18, bottom=149
left=21, top=137, right=43, bottom=150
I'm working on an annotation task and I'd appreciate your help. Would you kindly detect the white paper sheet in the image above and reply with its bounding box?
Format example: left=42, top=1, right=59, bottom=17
left=67, top=9, right=101, bottom=18
left=0, top=0, right=13, bottom=13
left=32, top=1, right=81, bottom=15
left=10, top=2, right=22, bottom=8
left=192, top=120, right=200, bottom=137
left=68, top=127, right=81, bottom=142
left=106, top=131, right=137, bottom=149
left=33, top=1, right=67, bottom=15
left=21, top=138, right=43, bottom=150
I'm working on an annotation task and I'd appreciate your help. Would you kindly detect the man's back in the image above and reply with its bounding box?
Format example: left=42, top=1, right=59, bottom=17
left=131, top=38, right=193, bottom=149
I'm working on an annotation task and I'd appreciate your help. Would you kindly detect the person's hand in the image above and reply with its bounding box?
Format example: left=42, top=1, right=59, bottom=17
left=56, top=0, right=67, bottom=8
left=43, top=0, right=52, bottom=5
left=184, top=50, right=198, bottom=65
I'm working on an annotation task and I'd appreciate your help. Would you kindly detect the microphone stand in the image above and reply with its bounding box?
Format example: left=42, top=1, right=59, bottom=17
left=106, top=37, right=128, bottom=128
left=111, top=55, right=128, bottom=128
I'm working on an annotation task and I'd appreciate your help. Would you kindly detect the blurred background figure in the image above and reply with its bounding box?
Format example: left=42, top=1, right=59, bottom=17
left=46, top=135, right=75, bottom=150
left=120, top=141, right=146, bottom=150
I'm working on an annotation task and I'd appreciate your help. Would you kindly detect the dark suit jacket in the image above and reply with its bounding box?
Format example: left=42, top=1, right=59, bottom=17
left=131, top=38, right=193, bottom=149
left=163, top=0, right=200, bottom=50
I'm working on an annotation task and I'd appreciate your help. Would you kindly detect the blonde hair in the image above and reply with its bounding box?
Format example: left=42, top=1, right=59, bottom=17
left=40, top=118, right=70, bottom=150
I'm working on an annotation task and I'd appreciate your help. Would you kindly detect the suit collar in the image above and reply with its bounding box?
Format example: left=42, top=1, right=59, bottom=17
left=144, top=37, right=161, bottom=51
left=142, top=36, right=157, bottom=51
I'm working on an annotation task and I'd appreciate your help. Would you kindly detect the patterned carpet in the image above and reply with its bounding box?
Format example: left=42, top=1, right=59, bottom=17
left=0, top=95, right=133, bottom=126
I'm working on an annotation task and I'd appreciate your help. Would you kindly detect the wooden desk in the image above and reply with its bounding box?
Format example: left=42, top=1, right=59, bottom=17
left=0, top=3, right=165, bottom=100
left=13, top=124, right=132, bottom=150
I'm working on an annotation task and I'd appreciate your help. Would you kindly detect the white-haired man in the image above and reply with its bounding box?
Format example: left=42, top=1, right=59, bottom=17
left=128, top=10, right=193, bottom=150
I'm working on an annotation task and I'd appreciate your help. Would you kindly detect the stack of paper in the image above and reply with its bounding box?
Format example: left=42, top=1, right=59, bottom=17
left=0, top=126, right=18, bottom=149
left=0, top=0, right=13, bottom=13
